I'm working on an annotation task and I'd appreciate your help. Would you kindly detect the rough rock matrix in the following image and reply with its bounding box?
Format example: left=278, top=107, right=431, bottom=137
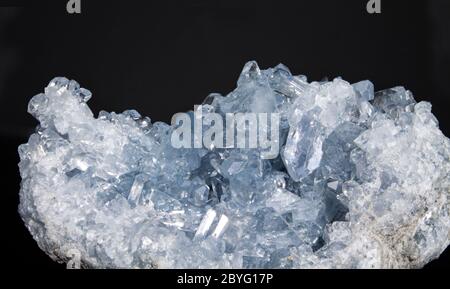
left=18, top=62, right=449, bottom=268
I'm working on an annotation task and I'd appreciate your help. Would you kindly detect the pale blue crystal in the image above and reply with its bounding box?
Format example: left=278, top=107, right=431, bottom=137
left=352, top=80, right=374, bottom=101
left=18, top=61, right=450, bottom=269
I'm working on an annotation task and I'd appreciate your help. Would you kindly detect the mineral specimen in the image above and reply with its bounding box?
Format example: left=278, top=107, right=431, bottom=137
left=18, top=61, right=450, bottom=268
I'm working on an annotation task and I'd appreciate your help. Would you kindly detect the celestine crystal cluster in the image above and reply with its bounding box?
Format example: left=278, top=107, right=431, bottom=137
left=18, top=61, right=449, bottom=268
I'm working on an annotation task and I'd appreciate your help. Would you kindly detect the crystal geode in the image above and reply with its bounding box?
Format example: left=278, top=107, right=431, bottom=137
left=18, top=62, right=449, bottom=268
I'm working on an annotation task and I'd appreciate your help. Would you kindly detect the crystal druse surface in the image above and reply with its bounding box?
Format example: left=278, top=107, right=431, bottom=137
left=18, top=62, right=449, bottom=268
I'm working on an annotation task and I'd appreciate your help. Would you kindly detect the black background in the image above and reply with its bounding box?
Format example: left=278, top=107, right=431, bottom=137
left=0, top=0, right=449, bottom=270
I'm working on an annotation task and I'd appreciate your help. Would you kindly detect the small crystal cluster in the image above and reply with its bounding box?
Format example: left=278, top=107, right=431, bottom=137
left=18, top=62, right=449, bottom=268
